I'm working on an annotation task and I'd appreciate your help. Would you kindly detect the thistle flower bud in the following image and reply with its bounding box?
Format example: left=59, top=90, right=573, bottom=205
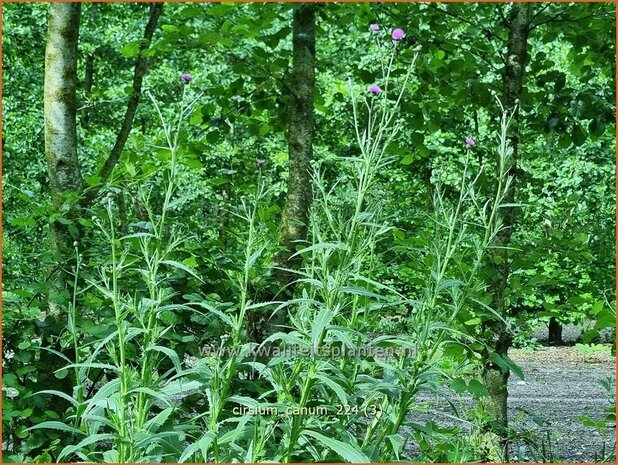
left=391, top=28, right=405, bottom=41
left=368, top=84, right=382, bottom=95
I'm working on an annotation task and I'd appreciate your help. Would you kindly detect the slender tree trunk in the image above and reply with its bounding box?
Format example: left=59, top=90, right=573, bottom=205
left=44, top=2, right=82, bottom=295
left=42, top=2, right=82, bottom=398
left=483, top=2, right=531, bottom=455
left=82, top=2, right=162, bottom=206
left=279, top=3, right=316, bottom=268
left=257, top=4, right=316, bottom=341
left=548, top=317, right=563, bottom=345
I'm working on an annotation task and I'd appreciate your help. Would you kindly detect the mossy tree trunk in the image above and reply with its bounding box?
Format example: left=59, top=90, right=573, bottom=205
left=279, top=3, right=316, bottom=267
left=44, top=2, right=82, bottom=310
left=43, top=2, right=82, bottom=397
left=483, top=2, right=532, bottom=455
left=257, top=4, right=316, bottom=340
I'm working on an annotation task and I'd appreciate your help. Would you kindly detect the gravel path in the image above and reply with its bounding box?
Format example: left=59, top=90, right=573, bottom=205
left=406, top=347, right=615, bottom=462
left=507, top=350, right=615, bottom=462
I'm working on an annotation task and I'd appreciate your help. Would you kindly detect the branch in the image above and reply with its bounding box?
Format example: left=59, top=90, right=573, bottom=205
left=528, top=3, right=552, bottom=29
left=529, top=3, right=609, bottom=30
left=428, top=3, right=503, bottom=43
left=531, top=11, right=609, bottom=30
left=381, top=6, right=505, bottom=69
left=87, top=2, right=163, bottom=203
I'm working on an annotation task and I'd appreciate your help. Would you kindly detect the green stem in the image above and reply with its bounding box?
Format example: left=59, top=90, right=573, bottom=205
left=136, top=88, right=187, bottom=429
left=69, top=249, right=85, bottom=430
left=284, top=362, right=316, bottom=462
left=108, top=202, right=130, bottom=461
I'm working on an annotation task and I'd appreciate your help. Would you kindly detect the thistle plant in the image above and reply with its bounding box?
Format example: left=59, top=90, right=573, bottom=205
left=177, top=27, right=426, bottom=464
left=177, top=169, right=285, bottom=464
left=253, top=33, right=517, bottom=462
left=415, top=103, right=517, bottom=353
left=190, top=179, right=273, bottom=462
left=28, top=83, right=204, bottom=463
left=27, top=29, right=518, bottom=464
left=386, top=103, right=517, bottom=458
left=242, top=29, right=426, bottom=463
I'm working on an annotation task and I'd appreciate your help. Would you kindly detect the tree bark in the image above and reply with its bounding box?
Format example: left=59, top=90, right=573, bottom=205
left=484, top=2, right=531, bottom=455
left=42, top=2, right=82, bottom=398
left=278, top=3, right=316, bottom=271
left=84, top=3, right=162, bottom=204
left=256, top=4, right=316, bottom=341
left=44, top=2, right=82, bottom=267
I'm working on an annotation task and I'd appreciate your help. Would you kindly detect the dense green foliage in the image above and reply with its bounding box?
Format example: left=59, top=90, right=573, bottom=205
left=2, top=2, right=615, bottom=463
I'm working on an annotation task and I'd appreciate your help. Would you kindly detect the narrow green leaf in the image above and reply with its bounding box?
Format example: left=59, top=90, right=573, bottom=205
left=129, top=387, right=172, bottom=407
left=304, top=430, right=370, bottom=463
left=57, top=433, right=116, bottom=461
left=149, top=345, right=182, bottom=374
left=143, top=407, right=174, bottom=433
left=315, top=374, right=349, bottom=406
left=311, top=306, right=335, bottom=350
left=161, top=260, right=204, bottom=283
left=290, top=242, right=348, bottom=259
left=30, top=390, right=78, bottom=406
left=27, top=421, right=85, bottom=436
left=85, top=379, right=121, bottom=415
left=160, top=379, right=201, bottom=396
left=57, top=362, right=119, bottom=373
left=179, top=432, right=216, bottom=462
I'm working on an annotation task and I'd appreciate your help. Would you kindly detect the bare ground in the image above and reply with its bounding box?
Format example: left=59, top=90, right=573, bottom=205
left=405, top=346, right=615, bottom=462
left=506, top=347, right=615, bottom=462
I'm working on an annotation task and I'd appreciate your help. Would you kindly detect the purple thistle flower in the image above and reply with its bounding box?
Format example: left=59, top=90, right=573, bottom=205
left=368, top=84, right=382, bottom=95
left=181, top=73, right=193, bottom=84
left=466, top=137, right=475, bottom=147
left=391, top=28, right=405, bottom=41
left=369, top=23, right=380, bottom=32
left=257, top=159, right=266, bottom=168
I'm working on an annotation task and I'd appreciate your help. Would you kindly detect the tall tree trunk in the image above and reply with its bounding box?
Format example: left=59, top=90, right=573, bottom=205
left=83, top=2, right=162, bottom=205
left=42, top=2, right=82, bottom=398
left=483, top=2, right=531, bottom=455
left=44, top=2, right=82, bottom=308
left=279, top=3, right=316, bottom=268
left=257, top=4, right=316, bottom=341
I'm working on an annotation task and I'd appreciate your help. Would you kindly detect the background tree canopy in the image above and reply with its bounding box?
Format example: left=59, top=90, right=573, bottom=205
left=2, top=2, right=615, bottom=463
